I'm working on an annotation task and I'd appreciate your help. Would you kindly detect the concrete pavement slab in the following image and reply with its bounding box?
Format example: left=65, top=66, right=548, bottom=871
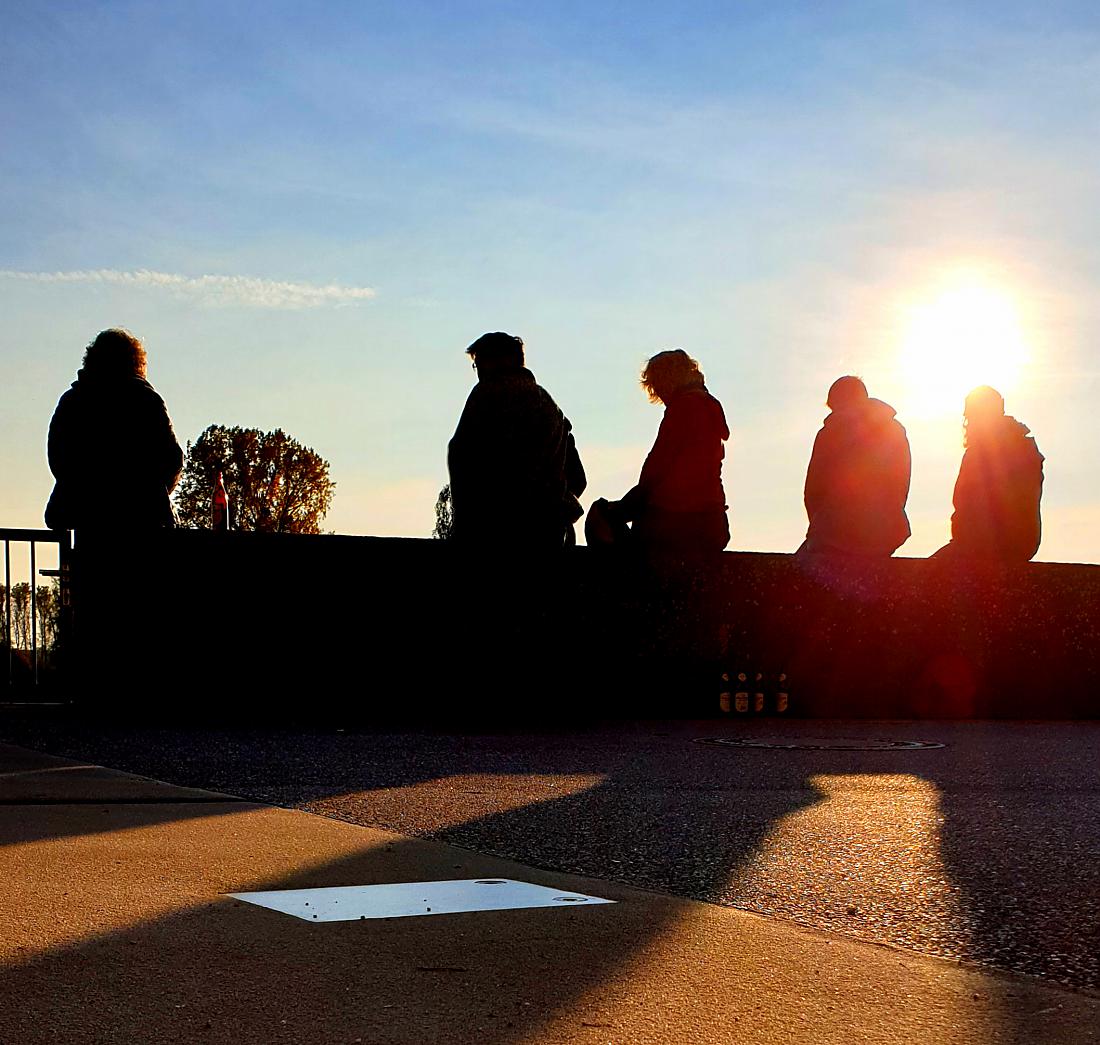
left=0, top=742, right=1098, bottom=1044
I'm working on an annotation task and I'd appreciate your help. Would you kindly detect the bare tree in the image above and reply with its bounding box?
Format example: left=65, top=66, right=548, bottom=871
left=9, top=583, right=30, bottom=650
left=36, top=582, right=59, bottom=652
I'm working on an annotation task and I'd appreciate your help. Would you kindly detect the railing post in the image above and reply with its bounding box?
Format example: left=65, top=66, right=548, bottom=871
left=0, top=529, right=72, bottom=691
left=30, top=541, right=37, bottom=687
left=59, top=531, right=72, bottom=679
left=4, top=539, right=10, bottom=688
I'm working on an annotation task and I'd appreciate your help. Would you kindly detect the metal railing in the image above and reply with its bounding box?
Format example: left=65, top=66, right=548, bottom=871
left=2, top=528, right=72, bottom=688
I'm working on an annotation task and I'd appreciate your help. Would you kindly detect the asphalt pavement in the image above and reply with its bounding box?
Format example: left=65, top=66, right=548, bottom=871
left=3, top=733, right=1100, bottom=1045
left=3, top=712, right=1098, bottom=1000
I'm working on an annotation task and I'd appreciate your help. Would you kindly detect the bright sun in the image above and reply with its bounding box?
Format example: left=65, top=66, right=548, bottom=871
left=897, top=274, right=1031, bottom=417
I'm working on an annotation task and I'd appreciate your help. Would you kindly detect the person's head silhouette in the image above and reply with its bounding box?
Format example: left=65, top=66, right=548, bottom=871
left=964, top=385, right=1005, bottom=421
left=467, top=332, right=524, bottom=379
left=963, top=385, right=1006, bottom=445
left=82, top=328, right=147, bottom=379
left=826, top=375, right=868, bottom=413
left=640, top=349, right=704, bottom=405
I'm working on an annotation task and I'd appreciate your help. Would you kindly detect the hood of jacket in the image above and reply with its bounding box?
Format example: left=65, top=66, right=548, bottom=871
left=822, top=397, right=899, bottom=432
left=967, top=414, right=1044, bottom=460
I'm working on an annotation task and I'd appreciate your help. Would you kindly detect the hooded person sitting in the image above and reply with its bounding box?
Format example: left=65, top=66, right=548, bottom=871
left=447, top=331, right=586, bottom=551
left=933, top=386, right=1044, bottom=562
left=45, top=328, right=183, bottom=531
left=797, top=376, right=911, bottom=557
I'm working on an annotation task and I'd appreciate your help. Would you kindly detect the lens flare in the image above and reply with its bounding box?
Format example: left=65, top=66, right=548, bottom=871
left=896, top=274, right=1030, bottom=417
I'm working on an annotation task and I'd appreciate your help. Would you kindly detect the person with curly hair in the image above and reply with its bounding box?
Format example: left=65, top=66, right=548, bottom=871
left=591, top=349, right=729, bottom=555
left=45, top=328, right=183, bottom=530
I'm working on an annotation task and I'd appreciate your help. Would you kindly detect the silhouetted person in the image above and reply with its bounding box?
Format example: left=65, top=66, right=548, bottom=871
left=597, top=349, right=729, bottom=555
left=447, top=332, right=586, bottom=550
left=933, top=386, right=1044, bottom=562
left=45, top=329, right=183, bottom=530
left=797, top=376, right=911, bottom=557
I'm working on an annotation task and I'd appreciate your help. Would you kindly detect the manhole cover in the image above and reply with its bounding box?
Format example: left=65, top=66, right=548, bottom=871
left=695, top=736, right=945, bottom=751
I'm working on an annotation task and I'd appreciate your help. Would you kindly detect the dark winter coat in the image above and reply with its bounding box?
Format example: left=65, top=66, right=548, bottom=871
left=620, top=385, right=730, bottom=552
left=949, top=416, right=1044, bottom=561
left=447, top=367, right=586, bottom=549
left=45, top=370, right=184, bottom=530
left=802, top=398, right=912, bottom=556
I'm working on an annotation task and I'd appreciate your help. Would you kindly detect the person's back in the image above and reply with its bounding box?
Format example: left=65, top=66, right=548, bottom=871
left=635, top=385, right=728, bottom=514
left=447, top=332, right=585, bottom=550
left=45, top=329, right=183, bottom=530
left=950, top=400, right=1043, bottom=561
left=613, top=349, right=730, bottom=555
left=800, top=376, right=911, bottom=557
left=934, top=386, right=1043, bottom=562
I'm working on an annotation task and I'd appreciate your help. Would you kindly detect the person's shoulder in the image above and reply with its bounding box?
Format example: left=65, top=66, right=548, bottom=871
left=862, top=398, right=900, bottom=425
left=54, top=382, right=81, bottom=407
left=531, top=379, right=563, bottom=407
left=1001, top=416, right=1043, bottom=457
left=522, top=374, right=565, bottom=413
left=664, top=385, right=708, bottom=415
left=116, top=379, right=172, bottom=421
left=129, top=377, right=167, bottom=403
left=1019, top=429, right=1044, bottom=464
left=888, top=414, right=909, bottom=441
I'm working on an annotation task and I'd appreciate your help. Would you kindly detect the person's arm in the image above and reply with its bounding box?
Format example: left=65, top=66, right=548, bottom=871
left=636, top=403, right=685, bottom=496
left=616, top=484, right=643, bottom=521
left=47, top=390, right=87, bottom=484
left=447, top=388, right=490, bottom=513
left=154, top=397, right=184, bottom=493
left=564, top=427, right=586, bottom=498
left=803, top=428, right=829, bottom=518
left=893, top=425, right=912, bottom=507
left=948, top=450, right=976, bottom=541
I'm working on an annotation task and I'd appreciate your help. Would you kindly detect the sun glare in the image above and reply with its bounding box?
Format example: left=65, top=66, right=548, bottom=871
left=896, top=274, right=1031, bottom=417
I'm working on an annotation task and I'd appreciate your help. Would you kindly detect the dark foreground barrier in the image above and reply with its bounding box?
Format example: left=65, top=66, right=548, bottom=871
left=70, top=531, right=1100, bottom=719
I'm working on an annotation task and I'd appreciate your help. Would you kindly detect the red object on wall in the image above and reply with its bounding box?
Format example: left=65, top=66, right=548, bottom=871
left=212, top=472, right=230, bottom=531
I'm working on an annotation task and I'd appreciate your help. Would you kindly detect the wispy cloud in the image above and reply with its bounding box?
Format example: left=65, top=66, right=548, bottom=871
left=0, top=268, right=376, bottom=309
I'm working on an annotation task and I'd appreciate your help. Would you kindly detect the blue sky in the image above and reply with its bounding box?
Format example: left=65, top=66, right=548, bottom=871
left=4, top=2, right=1100, bottom=560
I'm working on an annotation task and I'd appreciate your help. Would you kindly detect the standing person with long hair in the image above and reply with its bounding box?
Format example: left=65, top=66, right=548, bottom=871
left=45, top=328, right=183, bottom=530
left=594, top=349, right=730, bottom=556
left=932, top=386, right=1044, bottom=561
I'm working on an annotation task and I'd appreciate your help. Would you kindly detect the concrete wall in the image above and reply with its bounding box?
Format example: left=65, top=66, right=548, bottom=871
left=71, top=531, right=1100, bottom=719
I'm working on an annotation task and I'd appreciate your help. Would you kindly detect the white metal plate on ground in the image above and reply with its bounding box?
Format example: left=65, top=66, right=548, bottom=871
left=230, top=878, right=615, bottom=922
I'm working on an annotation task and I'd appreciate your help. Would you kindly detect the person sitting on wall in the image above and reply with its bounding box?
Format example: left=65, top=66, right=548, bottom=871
left=932, top=386, right=1044, bottom=562
left=447, top=331, right=587, bottom=550
left=45, top=328, right=184, bottom=530
left=796, top=375, right=912, bottom=557
left=591, top=349, right=730, bottom=555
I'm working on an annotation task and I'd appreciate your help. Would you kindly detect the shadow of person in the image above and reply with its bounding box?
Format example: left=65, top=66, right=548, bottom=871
left=2, top=720, right=1097, bottom=1043
left=915, top=722, right=1100, bottom=990
left=0, top=723, right=826, bottom=1044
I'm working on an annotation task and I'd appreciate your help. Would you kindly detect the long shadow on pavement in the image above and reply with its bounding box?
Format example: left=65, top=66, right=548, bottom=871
left=1, top=718, right=1097, bottom=1043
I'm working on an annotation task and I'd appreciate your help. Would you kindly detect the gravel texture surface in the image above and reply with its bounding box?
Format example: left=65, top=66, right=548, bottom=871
left=3, top=713, right=1098, bottom=993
